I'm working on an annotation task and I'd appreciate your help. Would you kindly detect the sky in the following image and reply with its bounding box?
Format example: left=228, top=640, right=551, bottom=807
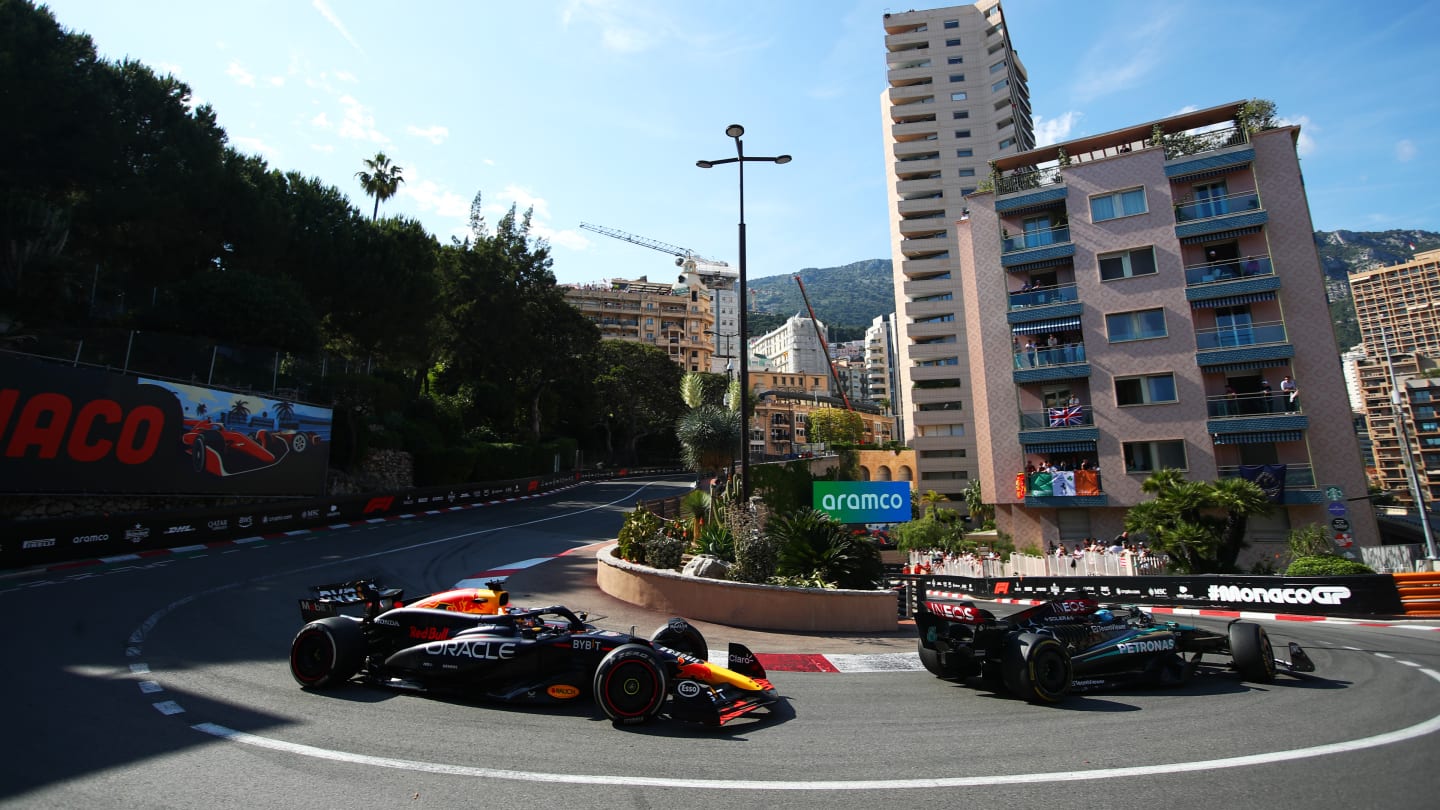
left=38, top=0, right=1440, bottom=287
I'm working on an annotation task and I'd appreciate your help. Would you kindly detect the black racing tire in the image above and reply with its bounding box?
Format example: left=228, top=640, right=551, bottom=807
left=290, top=617, right=366, bottom=688
left=190, top=433, right=208, bottom=473
left=291, top=432, right=309, bottom=453
left=918, top=639, right=946, bottom=678
left=650, top=619, right=708, bottom=661
left=1001, top=632, right=1072, bottom=704
left=594, top=644, right=668, bottom=725
left=1229, top=621, right=1276, bottom=683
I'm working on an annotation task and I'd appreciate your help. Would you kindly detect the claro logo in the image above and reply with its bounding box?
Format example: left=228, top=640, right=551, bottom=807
left=1207, top=584, right=1352, bottom=606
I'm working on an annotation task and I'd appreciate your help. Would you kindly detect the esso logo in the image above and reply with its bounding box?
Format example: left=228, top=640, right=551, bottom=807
left=676, top=680, right=703, bottom=699
left=927, top=601, right=982, bottom=622
left=1057, top=600, right=1096, bottom=614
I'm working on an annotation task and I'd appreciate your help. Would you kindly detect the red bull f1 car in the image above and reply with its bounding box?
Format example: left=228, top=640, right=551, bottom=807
left=915, top=589, right=1315, bottom=703
left=289, top=579, right=779, bottom=727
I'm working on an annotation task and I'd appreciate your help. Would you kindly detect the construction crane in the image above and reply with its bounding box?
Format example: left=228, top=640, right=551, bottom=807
left=578, top=222, right=730, bottom=273
left=793, top=275, right=853, bottom=411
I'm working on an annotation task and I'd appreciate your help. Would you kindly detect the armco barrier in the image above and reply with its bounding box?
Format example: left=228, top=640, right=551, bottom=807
left=0, top=465, right=687, bottom=570
left=905, top=572, right=1406, bottom=618
left=1393, top=571, right=1440, bottom=617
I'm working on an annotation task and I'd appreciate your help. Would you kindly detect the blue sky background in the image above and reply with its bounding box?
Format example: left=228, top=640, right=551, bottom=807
left=39, top=0, right=1439, bottom=287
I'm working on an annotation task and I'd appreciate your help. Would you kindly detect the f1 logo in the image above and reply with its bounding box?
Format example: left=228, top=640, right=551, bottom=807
left=363, top=496, right=394, bottom=515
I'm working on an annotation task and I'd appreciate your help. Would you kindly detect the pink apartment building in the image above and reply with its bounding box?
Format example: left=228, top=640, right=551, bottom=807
left=957, top=102, right=1375, bottom=562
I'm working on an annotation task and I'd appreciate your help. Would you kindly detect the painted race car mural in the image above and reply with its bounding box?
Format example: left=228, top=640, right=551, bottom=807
left=0, top=354, right=331, bottom=496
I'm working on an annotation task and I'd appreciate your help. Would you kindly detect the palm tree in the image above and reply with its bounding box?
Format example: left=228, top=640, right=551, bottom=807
left=920, top=489, right=948, bottom=517
left=676, top=404, right=740, bottom=493
left=228, top=399, right=251, bottom=427
left=1127, top=468, right=1270, bottom=573
left=355, top=152, right=405, bottom=221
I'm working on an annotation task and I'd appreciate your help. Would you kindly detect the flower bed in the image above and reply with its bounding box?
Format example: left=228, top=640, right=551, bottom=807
left=595, top=543, right=898, bottom=632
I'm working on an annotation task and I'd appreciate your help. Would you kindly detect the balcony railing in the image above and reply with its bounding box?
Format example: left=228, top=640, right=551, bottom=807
left=1163, top=124, right=1248, bottom=160
left=1008, top=282, right=1077, bottom=310
left=1217, top=463, right=1315, bottom=488
left=1204, top=392, right=1303, bottom=418
left=1013, top=341, right=1086, bottom=368
left=1019, top=405, right=1094, bottom=429
left=1184, top=254, right=1273, bottom=285
left=1002, top=225, right=1070, bottom=253
left=995, top=165, right=1063, bottom=195
left=1194, top=320, right=1288, bottom=350
left=1174, top=190, right=1261, bottom=223
left=1018, top=470, right=1104, bottom=497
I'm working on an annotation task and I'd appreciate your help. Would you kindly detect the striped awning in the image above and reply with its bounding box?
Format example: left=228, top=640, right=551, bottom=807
left=1006, top=256, right=1073, bottom=272
left=1212, top=430, right=1303, bottom=445
left=1023, top=440, right=1097, bottom=454
left=1169, top=165, right=1246, bottom=183
left=1204, top=359, right=1291, bottom=373
left=1191, top=291, right=1277, bottom=308
left=1012, top=316, right=1081, bottom=335
left=1181, top=226, right=1263, bottom=245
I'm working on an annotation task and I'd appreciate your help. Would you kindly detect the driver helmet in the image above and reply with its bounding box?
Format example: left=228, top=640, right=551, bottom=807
left=1093, top=609, right=1114, bottom=624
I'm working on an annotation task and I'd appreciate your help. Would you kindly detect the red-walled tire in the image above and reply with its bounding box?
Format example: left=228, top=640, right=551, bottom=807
left=593, top=644, right=668, bottom=725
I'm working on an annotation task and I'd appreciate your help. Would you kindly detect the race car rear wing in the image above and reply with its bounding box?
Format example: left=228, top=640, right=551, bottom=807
left=299, top=579, right=405, bottom=623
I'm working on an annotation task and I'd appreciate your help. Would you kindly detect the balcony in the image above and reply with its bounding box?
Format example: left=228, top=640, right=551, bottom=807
left=1162, top=124, right=1249, bottom=163
left=1204, top=392, right=1308, bottom=439
left=1194, top=320, right=1294, bottom=368
left=1017, top=406, right=1099, bottom=449
left=1018, top=470, right=1107, bottom=507
left=994, top=165, right=1064, bottom=196
left=1000, top=225, right=1074, bottom=269
left=1173, top=191, right=1267, bottom=241
left=1184, top=254, right=1281, bottom=306
left=1012, top=341, right=1090, bottom=384
left=1007, top=282, right=1078, bottom=312
left=1216, top=463, right=1322, bottom=504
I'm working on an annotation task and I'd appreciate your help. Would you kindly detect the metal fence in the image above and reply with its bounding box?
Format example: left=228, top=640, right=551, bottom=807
left=909, top=550, right=1169, bottom=578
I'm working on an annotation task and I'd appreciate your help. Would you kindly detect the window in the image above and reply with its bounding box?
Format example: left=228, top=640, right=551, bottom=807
left=991, top=78, right=1009, bottom=92
left=918, top=402, right=962, bottom=411
left=919, top=449, right=967, bottom=459
left=946, top=38, right=962, bottom=47
left=947, top=56, right=964, bottom=65
left=914, top=292, right=954, bottom=302
left=915, top=313, right=955, bottom=324
left=956, top=148, right=973, bottom=157
left=994, top=98, right=1011, bottom=111
left=1099, top=246, right=1158, bottom=280
left=989, top=59, right=1007, bottom=74
left=919, top=424, right=966, bottom=437
left=998, top=137, right=1016, bottom=150
left=960, top=187, right=976, bottom=195
left=944, top=19, right=959, bottom=29
left=1106, top=308, right=1167, bottom=342
left=953, top=110, right=970, bottom=119
left=958, top=168, right=975, bottom=177
left=922, top=470, right=969, bottom=480
left=1122, top=440, right=1187, bottom=473
left=1115, top=373, right=1178, bottom=406
left=996, top=117, right=1014, bottom=130
left=1090, top=187, right=1147, bottom=221
left=955, top=129, right=971, bottom=138
left=949, top=74, right=965, bottom=83
left=916, top=357, right=959, bottom=366
left=914, top=378, right=962, bottom=389
left=914, top=334, right=958, bottom=344
left=951, top=91, right=968, bottom=101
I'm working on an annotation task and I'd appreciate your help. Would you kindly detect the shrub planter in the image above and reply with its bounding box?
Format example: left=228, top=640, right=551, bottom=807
left=596, top=543, right=897, bottom=632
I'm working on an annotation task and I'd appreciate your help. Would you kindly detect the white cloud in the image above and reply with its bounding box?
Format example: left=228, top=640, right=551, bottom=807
left=402, top=179, right=470, bottom=219
left=310, top=143, right=335, bottom=153
left=312, top=0, right=364, bottom=54
left=231, top=135, right=277, bottom=159
left=1170, top=104, right=1199, bottom=116
left=1034, top=111, right=1081, bottom=147
left=225, top=61, right=255, bottom=87
left=406, top=124, right=450, bottom=145
left=1278, top=115, right=1316, bottom=157
left=268, top=76, right=285, bottom=87
left=336, top=94, right=388, bottom=143
left=487, top=185, right=552, bottom=221
left=562, top=0, right=661, bottom=53
left=333, top=70, right=357, bottom=83
left=1396, top=139, right=1418, bottom=162
left=311, top=111, right=332, bottom=129
left=152, top=61, right=183, bottom=78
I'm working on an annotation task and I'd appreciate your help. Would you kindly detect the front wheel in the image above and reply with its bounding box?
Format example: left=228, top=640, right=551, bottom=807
left=1002, top=632, right=1072, bottom=703
left=1229, top=622, right=1276, bottom=683
left=290, top=617, right=366, bottom=688
left=594, top=644, right=668, bottom=725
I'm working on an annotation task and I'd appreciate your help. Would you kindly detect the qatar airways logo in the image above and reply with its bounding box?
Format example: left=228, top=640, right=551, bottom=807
left=1208, top=584, right=1352, bottom=606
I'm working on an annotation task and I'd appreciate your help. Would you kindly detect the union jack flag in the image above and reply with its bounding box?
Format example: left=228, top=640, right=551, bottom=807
left=1048, top=406, right=1084, bottom=426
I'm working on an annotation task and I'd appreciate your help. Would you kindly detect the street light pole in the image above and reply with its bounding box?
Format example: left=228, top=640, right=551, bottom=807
left=697, top=124, right=791, bottom=502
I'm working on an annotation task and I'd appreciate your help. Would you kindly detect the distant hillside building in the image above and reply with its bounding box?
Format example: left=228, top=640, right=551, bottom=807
left=866, top=313, right=905, bottom=437
left=563, top=275, right=715, bottom=372
left=956, top=102, right=1375, bottom=560
left=749, top=314, right=831, bottom=377
left=1349, top=249, right=1440, bottom=507
left=882, top=1, right=1034, bottom=499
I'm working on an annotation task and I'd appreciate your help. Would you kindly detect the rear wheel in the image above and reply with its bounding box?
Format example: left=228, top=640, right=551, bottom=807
left=594, top=644, right=668, bottom=725
left=290, top=617, right=366, bottom=688
left=1002, top=632, right=1072, bottom=703
left=1229, top=622, right=1276, bottom=683
left=650, top=619, right=708, bottom=661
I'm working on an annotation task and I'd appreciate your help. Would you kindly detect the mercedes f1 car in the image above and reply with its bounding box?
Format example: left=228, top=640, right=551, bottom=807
left=914, top=590, right=1315, bottom=703
left=288, top=579, right=779, bottom=727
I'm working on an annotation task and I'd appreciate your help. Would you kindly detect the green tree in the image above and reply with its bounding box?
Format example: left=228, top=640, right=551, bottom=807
left=769, top=508, right=882, bottom=590
left=591, top=340, right=684, bottom=464
left=962, top=480, right=994, bottom=526
left=355, top=151, right=404, bottom=221
left=807, top=407, right=864, bottom=445
left=676, top=404, right=740, bottom=491
left=1124, top=468, right=1272, bottom=573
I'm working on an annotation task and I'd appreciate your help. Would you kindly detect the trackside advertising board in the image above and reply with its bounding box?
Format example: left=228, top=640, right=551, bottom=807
left=813, top=481, right=911, bottom=523
left=0, top=354, right=331, bottom=497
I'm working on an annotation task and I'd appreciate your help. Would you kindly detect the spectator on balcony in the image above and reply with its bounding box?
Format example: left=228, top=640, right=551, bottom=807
left=1281, top=375, right=1298, bottom=411
left=1024, top=339, right=1038, bottom=367
left=1259, top=379, right=1274, bottom=412
left=1224, top=384, right=1238, bottom=416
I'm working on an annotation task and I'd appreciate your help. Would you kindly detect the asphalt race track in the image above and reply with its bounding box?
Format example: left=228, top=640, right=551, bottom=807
left=3, top=477, right=1439, bottom=810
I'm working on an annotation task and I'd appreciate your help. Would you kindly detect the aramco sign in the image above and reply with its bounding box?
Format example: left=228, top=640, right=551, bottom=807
left=812, top=481, right=912, bottom=524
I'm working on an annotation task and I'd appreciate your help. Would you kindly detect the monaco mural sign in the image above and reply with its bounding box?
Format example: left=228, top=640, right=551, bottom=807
left=0, top=354, right=331, bottom=497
